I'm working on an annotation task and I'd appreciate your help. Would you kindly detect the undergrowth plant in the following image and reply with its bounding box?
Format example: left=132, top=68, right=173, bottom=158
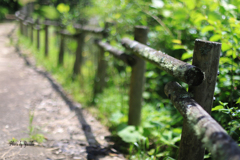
left=17, top=0, right=240, bottom=159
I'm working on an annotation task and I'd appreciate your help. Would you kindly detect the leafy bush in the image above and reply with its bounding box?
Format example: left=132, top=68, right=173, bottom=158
left=19, top=0, right=240, bottom=159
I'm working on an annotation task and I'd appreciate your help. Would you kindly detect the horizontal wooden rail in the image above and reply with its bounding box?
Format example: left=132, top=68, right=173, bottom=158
left=164, top=81, right=240, bottom=160
left=34, top=25, right=42, bottom=30
left=25, top=18, right=34, bottom=24
left=121, top=38, right=204, bottom=86
left=54, top=30, right=79, bottom=38
left=44, top=20, right=61, bottom=27
left=95, top=39, right=135, bottom=66
left=74, top=24, right=103, bottom=34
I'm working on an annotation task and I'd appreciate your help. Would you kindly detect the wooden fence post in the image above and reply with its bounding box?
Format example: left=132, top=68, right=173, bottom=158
left=23, top=21, right=28, bottom=37
left=20, top=19, right=23, bottom=35
left=178, top=39, right=221, bottom=160
left=128, top=26, right=148, bottom=126
left=73, top=30, right=85, bottom=76
left=36, top=19, right=40, bottom=50
left=44, top=20, right=49, bottom=57
left=58, top=33, right=65, bottom=65
left=92, top=22, right=110, bottom=101
left=30, top=19, right=33, bottom=43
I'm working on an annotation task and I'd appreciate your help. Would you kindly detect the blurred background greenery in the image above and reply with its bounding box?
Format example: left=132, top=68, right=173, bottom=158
left=6, top=0, right=240, bottom=159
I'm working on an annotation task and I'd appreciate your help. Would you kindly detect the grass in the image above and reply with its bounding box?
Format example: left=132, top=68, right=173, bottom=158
left=18, top=26, right=95, bottom=106
left=16, top=25, right=183, bottom=159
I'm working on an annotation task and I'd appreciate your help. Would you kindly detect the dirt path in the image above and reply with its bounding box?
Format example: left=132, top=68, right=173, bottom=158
left=0, top=22, right=125, bottom=160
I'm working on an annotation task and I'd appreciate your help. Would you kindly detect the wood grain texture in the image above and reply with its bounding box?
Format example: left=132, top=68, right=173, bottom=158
left=178, top=39, right=221, bottom=160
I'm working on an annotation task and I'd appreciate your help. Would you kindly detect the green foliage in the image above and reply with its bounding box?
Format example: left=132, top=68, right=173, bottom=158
left=18, top=0, right=240, bottom=159
left=35, top=5, right=60, bottom=19
left=117, top=125, right=145, bottom=143
left=0, top=6, right=8, bottom=20
left=212, top=100, right=240, bottom=141
left=57, top=3, right=70, bottom=13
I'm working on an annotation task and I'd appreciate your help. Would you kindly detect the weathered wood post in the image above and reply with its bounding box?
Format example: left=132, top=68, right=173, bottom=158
left=19, top=18, right=23, bottom=35
left=73, top=29, right=85, bottom=77
left=178, top=39, right=221, bottom=160
left=23, top=20, right=28, bottom=37
left=30, top=18, right=34, bottom=43
left=92, top=22, right=111, bottom=100
left=44, top=19, right=49, bottom=57
left=36, top=19, right=40, bottom=50
left=165, top=81, right=240, bottom=160
left=128, top=26, right=148, bottom=126
left=58, top=32, right=65, bottom=65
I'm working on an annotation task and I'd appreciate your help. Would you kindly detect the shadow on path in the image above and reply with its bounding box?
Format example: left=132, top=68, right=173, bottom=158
left=9, top=25, right=115, bottom=160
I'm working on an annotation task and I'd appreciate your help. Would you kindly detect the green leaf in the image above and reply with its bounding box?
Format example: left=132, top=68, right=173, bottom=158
left=174, top=8, right=187, bottom=20
left=201, top=26, right=215, bottom=33
left=172, top=39, right=181, bottom=44
left=117, top=126, right=144, bottom=143
left=145, top=71, right=158, bottom=78
left=221, top=1, right=237, bottom=11
left=173, top=45, right=186, bottom=50
left=109, top=112, right=124, bottom=124
left=184, top=0, right=195, bottom=10
left=222, top=43, right=232, bottom=52
left=143, top=92, right=151, bottom=99
left=210, top=34, right=221, bottom=41
left=212, top=105, right=224, bottom=111
left=38, top=6, right=60, bottom=19
left=57, top=3, right=70, bottom=13
left=181, top=52, right=193, bottom=60
left=219, top=101, right=228, bottom=106
left=162, top=10, right=171, bottom=17
left=172, top=128, right=182, bottom=134
left=148, top=149, right=155, bottom=155
left=208, top=11, right=221, bottom=21
left=151, top=0, right=164, bottom=8
left=236, top=97, right=240, bottom=104
left=219, top=57, right=238, bottom=66
left=193, top=14, right=206, bottom=23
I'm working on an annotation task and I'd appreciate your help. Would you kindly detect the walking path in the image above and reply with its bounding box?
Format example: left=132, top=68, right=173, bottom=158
left=0, top=22, right=124, bottom=160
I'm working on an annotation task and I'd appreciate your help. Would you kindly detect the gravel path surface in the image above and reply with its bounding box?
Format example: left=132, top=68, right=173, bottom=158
left=0, top=22, right=125, bottom=160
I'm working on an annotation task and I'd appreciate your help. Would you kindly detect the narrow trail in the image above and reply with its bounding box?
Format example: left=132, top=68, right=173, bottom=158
left=0, top=22, right=125, bottom=160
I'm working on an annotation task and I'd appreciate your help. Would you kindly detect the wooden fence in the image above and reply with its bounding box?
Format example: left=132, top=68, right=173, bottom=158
left=15, top=3, right=240, bottom=160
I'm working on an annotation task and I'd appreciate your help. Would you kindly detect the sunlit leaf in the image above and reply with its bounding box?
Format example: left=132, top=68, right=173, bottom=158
left=148, top=149, right=155, bottom=155
left=219, top=101, right=228, bottom=106
left=208, top=11, right=221, bottom=21
left=172, top=39, right=181, bottom=44
left=236, top=97, right=240, bottom=104
left=212, top=105, right=224, bottom=111
left=222, top=43, right=232, bottom=52
left=38, top=6, right=60, bottom=19
left=57, top=3, right=70, bottom=13
left=151, top=0, right=164, bottom=8
left=162, top=10, right=171, bottom=17
left=194, top=14, right=206, bottom=23
left=174, top=8, right=187, bottom=20
left=173, top=45, right=186, bottom=50
left=117, top=126, right=144, bottom=143
left=114, top=13, right=121, bottom=19
left=201, top=26, right=215, bottom=33
left=181, top=52, right=193, bottom=60
left=221, top=1, right=237, bottom=11
left=110, top=112, right=124, bottom=124
left=143, top=92, right=151, bottom=99
left=172, top=128, right=182, bottom=134
left=210, top=34, right=221, bottom=41
left=184, top=0, right=195, bottom=10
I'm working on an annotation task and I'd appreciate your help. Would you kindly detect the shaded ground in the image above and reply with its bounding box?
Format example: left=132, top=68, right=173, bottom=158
left=0, top=22, right=125, bottom=160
